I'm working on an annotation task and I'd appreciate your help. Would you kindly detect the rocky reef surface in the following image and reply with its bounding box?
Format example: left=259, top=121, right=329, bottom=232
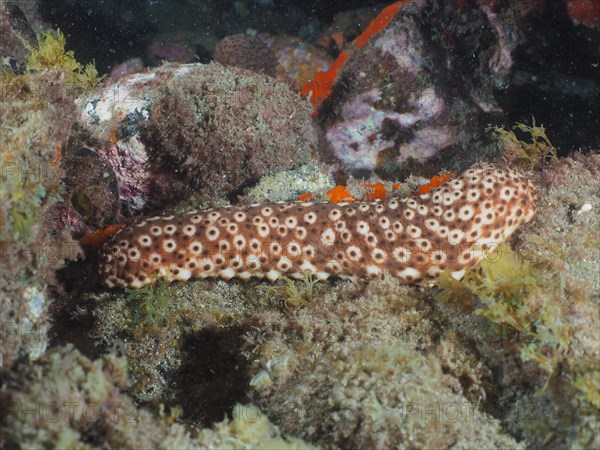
left=74, top=61, right=316, bottom=217
left=1, top=1, right=598, bottom=448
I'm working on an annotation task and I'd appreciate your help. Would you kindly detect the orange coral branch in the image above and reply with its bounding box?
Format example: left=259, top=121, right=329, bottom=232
left=300, top=50, right=350, bottom=112
left=354, top=1, right=408, bottom=48
left=417, top=173, right=454, bottom=194
left=328, top=185, right=358, bottom=203
left=300, top=1, right=411, bottom=112
left=362, top=182, right=388, bottom=201
left=298, top=192, right=313, bottom=201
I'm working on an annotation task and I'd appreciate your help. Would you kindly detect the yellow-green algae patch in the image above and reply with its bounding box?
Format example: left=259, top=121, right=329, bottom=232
left=436, top=243, right=570, bottom=382
left=488, top=118, right=558, bottom=170
left=435, top=152, right=599, bottom=448
left=24, top=30, right=105, bottom=92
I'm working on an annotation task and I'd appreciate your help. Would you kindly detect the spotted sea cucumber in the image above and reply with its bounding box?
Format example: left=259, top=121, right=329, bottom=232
left=99, top=163, right=537, bottom=289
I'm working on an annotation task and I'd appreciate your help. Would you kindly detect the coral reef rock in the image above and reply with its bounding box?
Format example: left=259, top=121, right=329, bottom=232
left=259, top=33, right=332, bottom=88
left=213, top=33, right=279, bottom=77
left=1, top=25, right=81, bottom=367
left=0, top=344, right=314, bottom=449
left=243, top=277, right=525, bottom=449
left=316, top=1, right=520, bottom=179
left=0, top=1, right=37, bottom=72
left=76, top=62, right=317, bottom=215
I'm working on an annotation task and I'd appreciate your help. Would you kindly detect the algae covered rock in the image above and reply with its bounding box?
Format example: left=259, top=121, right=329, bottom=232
left=0, top=1, right=37, bottom=73
left=0, top=27, right=83, bottom=368
left=433, top=151, right=600, bottom=448
left=213, top=33, right=279, bottom=77
left=242, top=277, right=523, bottom=449
left=245, top=162, right=333, bottom=203
left=75, top=62, right=318, bottom=215
left=62, top=147, right=120, bottom=230
left=316, top=1, right=519, bottom=179
left=508, top=153, right=600, bottom=448
left=0, top=344, right=314, bottom=449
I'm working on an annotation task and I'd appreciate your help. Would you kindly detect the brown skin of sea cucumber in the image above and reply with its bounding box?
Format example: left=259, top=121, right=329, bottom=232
left=99, top=163, right=537, bottom=289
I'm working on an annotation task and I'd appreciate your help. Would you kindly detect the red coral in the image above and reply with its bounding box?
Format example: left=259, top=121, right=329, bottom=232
left=354, top=1, right=407, bottom=48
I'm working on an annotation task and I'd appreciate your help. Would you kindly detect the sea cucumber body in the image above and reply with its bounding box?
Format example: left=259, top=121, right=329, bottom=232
left=99, top=163, right=537, bottom=289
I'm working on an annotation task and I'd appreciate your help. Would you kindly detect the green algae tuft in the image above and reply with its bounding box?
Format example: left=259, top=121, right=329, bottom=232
left=489, top=118, right=558, bottom=170
left=25, top=30, right=105, bottom=92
